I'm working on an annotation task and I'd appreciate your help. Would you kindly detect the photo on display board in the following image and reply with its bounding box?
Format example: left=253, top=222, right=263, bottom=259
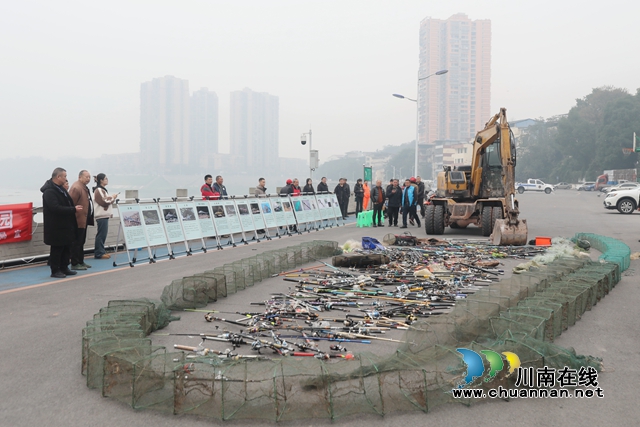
left=272, top=201, right=283, bottom=212
left=237, top=203, right=250, bottom=215
left=122, top=211, right=141, bottom=227
left=302, top=200, right=311, bottom=210
left=294, top=201, right=302, bottom=212
left=163, top=209, right=178, bottom=222
left=211, top=206, right=225, bottom=218
left=283, top=202, right=292, bottom=212
left=180, top=207, right=196, bottom=221
left=250, top=203, right=260, bottom=214
left=317, top=199, right=326, bottom=208
left=197, top=207, right=211, bottom=219
left=225, top=205, right=237, bottom=216
left=261, top=202, right=272, bottom=213
left=142, top=210, right=160, bottom=225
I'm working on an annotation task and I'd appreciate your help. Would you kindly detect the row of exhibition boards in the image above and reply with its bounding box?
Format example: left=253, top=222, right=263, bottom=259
left=113, top=193, right=345, bottom=266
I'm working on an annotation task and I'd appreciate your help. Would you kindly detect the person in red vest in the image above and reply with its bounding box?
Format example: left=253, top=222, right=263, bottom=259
left=200, top=175, right=220, bottom=200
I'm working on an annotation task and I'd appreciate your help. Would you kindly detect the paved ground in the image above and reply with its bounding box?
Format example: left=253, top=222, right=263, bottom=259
left=1, top=189, right=639, bottom=426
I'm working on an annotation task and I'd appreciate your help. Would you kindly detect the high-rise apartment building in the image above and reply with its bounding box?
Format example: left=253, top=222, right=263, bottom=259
left=230, top=88, right=279, bottom=171
left=140, top=75, right=190, bottom=172
left=418, top=13, right=491, bottom=145
left=190, top=88, right=219, bottom=168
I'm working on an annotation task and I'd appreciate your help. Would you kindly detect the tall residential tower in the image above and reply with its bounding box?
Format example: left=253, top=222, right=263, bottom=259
left=230, top=88, right=279, bottom=172
left=418, top=13, right=491, bottom=145
left=140, top=75, right=190, bottom=172
left=190, top=87, right=219, bottom=168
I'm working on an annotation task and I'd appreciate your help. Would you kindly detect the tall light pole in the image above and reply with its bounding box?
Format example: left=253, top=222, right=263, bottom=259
left=301, top=129, right=317, bottom=180
left=393, top=69, right=448, bottom=178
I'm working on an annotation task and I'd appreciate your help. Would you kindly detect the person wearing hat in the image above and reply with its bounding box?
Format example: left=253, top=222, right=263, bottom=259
left=280, top=179, right=293, bottom=197
left=416, top=176, right=426, bottom=218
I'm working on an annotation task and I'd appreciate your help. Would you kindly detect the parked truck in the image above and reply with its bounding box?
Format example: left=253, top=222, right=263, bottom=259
left=595, top=169, right=637, bottom=191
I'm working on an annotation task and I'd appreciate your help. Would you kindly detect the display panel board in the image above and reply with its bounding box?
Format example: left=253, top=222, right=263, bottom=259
left=139, top=204, right=168, bottom=247
left=117, top=204, right=148, bottom=248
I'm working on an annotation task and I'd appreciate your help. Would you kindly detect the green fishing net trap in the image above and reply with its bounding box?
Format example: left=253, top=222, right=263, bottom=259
left=81, top=234, right=628, bottom=421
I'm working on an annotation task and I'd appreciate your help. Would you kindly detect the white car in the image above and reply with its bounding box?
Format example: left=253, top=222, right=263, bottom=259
left=602, top=182, right=640, bottom=193
left=603, top=188, right=640, bottom=214
left=516, top=179, right=555, bottom=194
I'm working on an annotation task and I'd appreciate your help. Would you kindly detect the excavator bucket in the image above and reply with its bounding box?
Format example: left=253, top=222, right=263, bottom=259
left=491, top=218, right=528, bottom=246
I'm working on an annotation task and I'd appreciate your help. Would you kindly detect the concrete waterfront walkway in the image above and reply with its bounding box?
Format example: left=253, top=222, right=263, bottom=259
left=1, top=191, right=639, bottom=426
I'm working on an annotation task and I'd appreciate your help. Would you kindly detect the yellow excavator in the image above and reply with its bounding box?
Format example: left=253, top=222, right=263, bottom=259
left=424, top=107, right=528, bottom=245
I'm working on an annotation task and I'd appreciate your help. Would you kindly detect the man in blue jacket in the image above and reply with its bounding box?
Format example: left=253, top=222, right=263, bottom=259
left=400, top=178, right=421, bottom=228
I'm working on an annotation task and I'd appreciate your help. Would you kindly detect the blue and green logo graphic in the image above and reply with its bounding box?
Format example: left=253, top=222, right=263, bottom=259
left=456, top=348, right=521, bottom=387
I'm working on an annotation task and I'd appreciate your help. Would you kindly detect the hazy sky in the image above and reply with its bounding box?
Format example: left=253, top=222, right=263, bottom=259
left=1, top=0, right=638, bottom=163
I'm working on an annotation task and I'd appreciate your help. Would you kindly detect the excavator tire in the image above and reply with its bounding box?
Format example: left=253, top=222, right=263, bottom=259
left=492, top=206, right=503, bottom=232
left=433, top=205, right=445, bottom=235
left=481, top=206, right=493, bottom=236
left=425, top=204, right=435, bottom=234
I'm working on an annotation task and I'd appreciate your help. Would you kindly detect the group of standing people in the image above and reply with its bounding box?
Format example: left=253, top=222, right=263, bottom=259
left=199, top=174, right=426, bottom=228
left=41, top=168, right=118, bottom=279
left=351, top=176, right=426, bottom=228
left=385, top=176, right=426, bottom=228
left=200, top=175, right=229, bottom=199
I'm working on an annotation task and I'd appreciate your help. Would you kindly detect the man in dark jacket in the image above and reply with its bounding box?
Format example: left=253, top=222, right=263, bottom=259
left=416, top=176, right=426, bottom=218
left=353, top=179, right=364, bottom=215
left=370, top=180, right=386, bottom=227
left=334, top=178, right=350, bottom=219
left=41, top=167, right=83, bottom=278
left=280, top=179, right=293, bottom=197
left=386, top=179, right=402, bottom=226
left=213, top=175, right=228, bottom=199
left=317, top=177, right=329, bottom=193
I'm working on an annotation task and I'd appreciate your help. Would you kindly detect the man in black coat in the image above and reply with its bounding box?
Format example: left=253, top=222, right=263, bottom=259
left=41, top=167, right=83, bottom=278
left=416, top=176, right=426, bottom=218
left=334, top=178, right=350, bottom=219
left=317, top=177, right=329, bottom=193
left=353, top=179, right=364, bottom=215
left=280, top=179, right=293, bottom=197
left=386, top=179, right=402, bottom=227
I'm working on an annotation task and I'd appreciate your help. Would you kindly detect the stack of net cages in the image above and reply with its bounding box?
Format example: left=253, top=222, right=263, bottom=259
left=81, top=237, right=629, bottom=421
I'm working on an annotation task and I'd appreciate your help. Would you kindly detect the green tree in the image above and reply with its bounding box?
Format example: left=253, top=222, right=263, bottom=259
left=555, top=86, right=631, bottom=180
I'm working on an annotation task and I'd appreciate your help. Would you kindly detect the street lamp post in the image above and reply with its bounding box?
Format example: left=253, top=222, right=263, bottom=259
left=393, top=69, right=448, bottom=178
left=300, top=129, right=316, bottom=180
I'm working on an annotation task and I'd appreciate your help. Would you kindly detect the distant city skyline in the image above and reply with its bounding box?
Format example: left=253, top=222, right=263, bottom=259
left=140, top=78, right=282, bottom=174
left=2, top=1, right=638, bottom=163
